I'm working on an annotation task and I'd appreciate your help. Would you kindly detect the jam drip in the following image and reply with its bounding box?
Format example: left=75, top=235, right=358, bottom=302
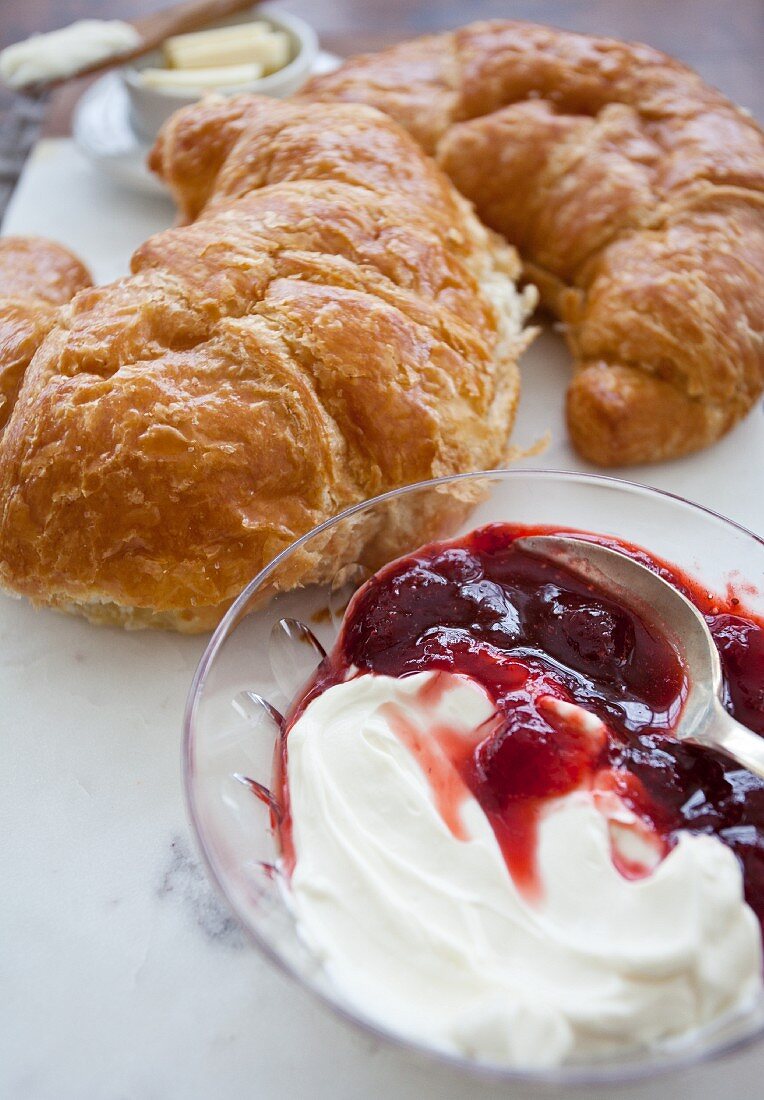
left=284, top=524, right=764, bottom=930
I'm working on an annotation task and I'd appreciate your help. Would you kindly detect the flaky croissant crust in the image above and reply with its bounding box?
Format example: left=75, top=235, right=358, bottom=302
left=0, top=236, right=91, bottom=433
left=0, top=99, right=534, bottom=630
left=304, top=19, right=764, bottom=465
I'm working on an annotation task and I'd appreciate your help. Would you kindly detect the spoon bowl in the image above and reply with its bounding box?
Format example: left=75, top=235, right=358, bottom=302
left=516, top=535, right=764, bottom=778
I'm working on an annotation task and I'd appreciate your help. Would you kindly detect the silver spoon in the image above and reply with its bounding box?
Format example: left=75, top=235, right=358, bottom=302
left=516, top=534, right=764, bottom=779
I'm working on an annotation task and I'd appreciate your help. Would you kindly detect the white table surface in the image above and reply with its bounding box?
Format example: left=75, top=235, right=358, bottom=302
left=2, top=139, right=763, bottom=1100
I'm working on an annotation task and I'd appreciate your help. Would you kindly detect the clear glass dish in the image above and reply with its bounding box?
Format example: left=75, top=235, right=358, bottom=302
left=183, top=469, right=764, bottom=1086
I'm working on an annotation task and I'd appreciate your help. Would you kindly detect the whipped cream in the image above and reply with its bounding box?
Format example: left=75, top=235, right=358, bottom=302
left=0, top=20, right=141, bottom=90
left=285, top=671, right=762, bottom=1068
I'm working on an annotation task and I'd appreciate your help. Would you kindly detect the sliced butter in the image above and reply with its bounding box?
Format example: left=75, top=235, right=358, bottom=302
left=163, top=22, right=271, bottom=55
left=140, top=62, right=264, bottom=90
left=163, top=24, right=289, bottom=75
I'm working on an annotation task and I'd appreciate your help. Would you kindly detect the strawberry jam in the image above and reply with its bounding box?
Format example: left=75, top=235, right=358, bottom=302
left=283, top=523, right=764, bottom=930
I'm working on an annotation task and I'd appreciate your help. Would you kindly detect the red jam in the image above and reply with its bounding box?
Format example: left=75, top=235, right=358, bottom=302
left=281, top=524, right=764, bottom=929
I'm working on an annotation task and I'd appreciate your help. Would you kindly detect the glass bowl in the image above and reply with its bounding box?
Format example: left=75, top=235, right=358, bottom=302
left=183, top=469, right=764, bottom=1086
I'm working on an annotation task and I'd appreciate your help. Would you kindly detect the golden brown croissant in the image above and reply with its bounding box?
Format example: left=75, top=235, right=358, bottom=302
left=0, top=97, right=534, bottom=631
left=304, top=20, right=764, bottom=465
left=0, top=236, right=91, bottom=432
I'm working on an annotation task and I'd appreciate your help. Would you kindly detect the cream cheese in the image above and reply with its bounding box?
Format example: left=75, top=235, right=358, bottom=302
left=285, top=670, right=762, bottom=1068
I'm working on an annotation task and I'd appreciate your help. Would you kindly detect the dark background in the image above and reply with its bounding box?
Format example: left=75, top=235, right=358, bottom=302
left=1, top=1, right=762, bottom=133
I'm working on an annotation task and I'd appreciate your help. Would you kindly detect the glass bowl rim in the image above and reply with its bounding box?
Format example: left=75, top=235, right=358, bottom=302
left=182, top=467, right=764, bottom=1087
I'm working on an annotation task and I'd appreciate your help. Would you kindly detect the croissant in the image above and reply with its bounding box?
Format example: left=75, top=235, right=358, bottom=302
left=0, top=98, right=534, bottom=630
left=0, top=236, right=91, bottom=432
left=304, top=20, right=764, bottom=465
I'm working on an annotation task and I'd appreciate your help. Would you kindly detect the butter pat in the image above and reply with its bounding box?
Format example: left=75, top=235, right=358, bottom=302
left=140, top=63, right=263, bottom=91
left=163, top=23, right=290, bottom=76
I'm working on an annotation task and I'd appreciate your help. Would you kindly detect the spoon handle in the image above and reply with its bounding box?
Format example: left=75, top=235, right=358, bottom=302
left=702, top=703, right=764, bottom=780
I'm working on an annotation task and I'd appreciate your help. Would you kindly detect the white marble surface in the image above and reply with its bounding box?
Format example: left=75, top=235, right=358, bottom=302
left=1, top=140, right=763, bottom=1100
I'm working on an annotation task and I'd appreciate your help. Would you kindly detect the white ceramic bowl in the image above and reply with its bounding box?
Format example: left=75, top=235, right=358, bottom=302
left=183, top=470, right=764, bottom=1086
left=123, top=4, right=318, bottom=141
